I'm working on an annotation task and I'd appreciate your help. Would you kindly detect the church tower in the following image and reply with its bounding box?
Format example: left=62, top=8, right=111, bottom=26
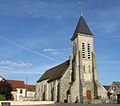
left=70, top=16, right=100, bottom=103
left=36, top=14, right=107, bottom=104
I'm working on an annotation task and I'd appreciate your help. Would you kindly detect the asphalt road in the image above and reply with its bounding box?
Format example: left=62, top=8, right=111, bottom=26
left=55, top=103, right=119, bottom=106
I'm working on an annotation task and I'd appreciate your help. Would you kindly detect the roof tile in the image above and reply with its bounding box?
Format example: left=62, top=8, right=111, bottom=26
left=26, top=85, right=35, bottom=91
left=6, top=80, right=26, bottom=89
left=37, top=60, right=69, bottom=83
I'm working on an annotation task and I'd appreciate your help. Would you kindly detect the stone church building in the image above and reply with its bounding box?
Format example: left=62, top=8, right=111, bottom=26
left=35, top=15, right=107, bottom=103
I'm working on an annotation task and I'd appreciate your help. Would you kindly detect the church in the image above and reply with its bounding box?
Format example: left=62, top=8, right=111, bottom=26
left=35, top=15, right=107, bottom=104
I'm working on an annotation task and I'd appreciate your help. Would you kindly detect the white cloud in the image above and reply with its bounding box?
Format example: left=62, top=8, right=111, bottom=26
left=91, top=5, right=120, bottom=36
left=11, top=71, right=40, bottom=75
left=0, top=60, right=32, bottom=68
left=0, top=36, right=56, bottom=61
left=0, top=66, right=13, bottom=71
left=44, top=48, right=61, bottom=55
left=62, top=48, right=71, bottom=53
left=0, top=1, right=78, bottom=19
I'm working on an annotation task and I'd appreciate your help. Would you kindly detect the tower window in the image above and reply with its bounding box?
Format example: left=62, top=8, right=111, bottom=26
left=73, top=43, right=75, bottom=54
left=88, top=65, right=90, bottom=73
left=73, top=42, right=77, bottom=55
left=88, top=44, right=90, bottom=59
left=83, top=65, right=85, bottom=73
left=82, top=43, right=85, bottom=58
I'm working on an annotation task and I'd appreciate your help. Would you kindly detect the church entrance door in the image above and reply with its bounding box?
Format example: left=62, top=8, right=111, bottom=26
left=86, top=90, right=92, bottom=101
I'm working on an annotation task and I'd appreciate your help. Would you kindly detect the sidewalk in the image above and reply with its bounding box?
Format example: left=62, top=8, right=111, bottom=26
left=0, top=101, right=54, bottom=106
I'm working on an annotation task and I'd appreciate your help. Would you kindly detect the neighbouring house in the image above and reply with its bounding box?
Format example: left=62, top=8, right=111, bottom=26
left=103, top=85, right=110, bottom=92
left=0, top=76, right=13, bottom=100
left=0, top=77, right=36, bottom=101
left=36, top=15, right=107, bottom=104
left=7, top=80, right=26, bottom=101
left=26, top=84, right=35, bottom=98
left=108, top=82, right=120, bottom=104
left=103, top=85, right=110, bottom=102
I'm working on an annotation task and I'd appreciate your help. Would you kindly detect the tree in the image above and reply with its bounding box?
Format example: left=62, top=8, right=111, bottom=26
left=0, top=80, right=13, bottom=100
left=0, top=94, right=6, bottom=101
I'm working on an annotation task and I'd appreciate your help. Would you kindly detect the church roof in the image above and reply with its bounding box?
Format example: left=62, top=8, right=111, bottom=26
left=37, top=60, right=69, bottom=83
left=71, top=16, right=93, bottom=41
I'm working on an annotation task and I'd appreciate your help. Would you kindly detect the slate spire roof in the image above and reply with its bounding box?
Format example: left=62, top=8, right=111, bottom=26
left=71, top=16, right=93, bottom=41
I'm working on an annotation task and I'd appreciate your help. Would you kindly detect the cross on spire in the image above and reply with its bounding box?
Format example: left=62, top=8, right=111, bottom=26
left=78, top=0, right=83, bottom=16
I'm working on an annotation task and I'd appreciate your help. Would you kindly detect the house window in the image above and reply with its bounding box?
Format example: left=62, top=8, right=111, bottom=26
left=82, top=43, right=85, bottom=58
left=88, top=44, right=90, bottom=59
left=20, top=89, right=23, bottom=94
left=112, top=86, right=116, bottom=91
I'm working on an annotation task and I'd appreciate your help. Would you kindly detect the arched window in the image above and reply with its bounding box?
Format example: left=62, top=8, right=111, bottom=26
left=71, top=57, right=76, bottom=81
left=73, top=42, right=77, bottom=55
left=73, top=42, right=75, bottom=54
left=88, top=44, right=90, bottom=59
left=51, top=82, right=54, bottom=101
left=82, top=43, right=85, bottom=58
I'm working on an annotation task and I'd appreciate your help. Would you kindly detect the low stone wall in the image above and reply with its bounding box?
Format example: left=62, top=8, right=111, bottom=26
left=0, top=101, right=54, bottom=106
left=23, top=97, right=36, bottom=101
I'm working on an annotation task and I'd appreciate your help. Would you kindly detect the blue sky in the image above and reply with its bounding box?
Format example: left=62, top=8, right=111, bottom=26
left=0, top=0, right=120, bottom=85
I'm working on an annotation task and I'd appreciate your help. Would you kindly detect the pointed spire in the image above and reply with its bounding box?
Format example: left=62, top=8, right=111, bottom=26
left=71, top=16, right=93, bottom=41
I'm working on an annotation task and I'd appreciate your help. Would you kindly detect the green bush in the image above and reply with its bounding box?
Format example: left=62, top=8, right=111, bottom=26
left=0, top=94, right=6, bottom=101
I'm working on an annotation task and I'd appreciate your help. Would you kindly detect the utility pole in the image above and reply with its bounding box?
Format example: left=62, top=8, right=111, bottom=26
left=25, top=77, right=28, bottom=98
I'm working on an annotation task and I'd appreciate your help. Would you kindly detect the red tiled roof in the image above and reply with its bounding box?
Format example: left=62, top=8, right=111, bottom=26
left=26, top=85, right=35, bottom=91
left=6, top=80, right=26, bottom=89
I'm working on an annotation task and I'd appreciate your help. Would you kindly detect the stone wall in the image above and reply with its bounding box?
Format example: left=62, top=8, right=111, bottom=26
left=59, top=67, right=71, bottom=103
left=35, top=80, right=48, bottom=101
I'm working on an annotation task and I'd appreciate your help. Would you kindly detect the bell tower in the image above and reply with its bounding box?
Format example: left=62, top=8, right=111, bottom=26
left=70, top=16, right=99, bottom=103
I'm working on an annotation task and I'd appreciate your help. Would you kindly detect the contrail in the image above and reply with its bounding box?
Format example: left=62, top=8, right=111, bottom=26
left=0, top=36, right=56, bottom=61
